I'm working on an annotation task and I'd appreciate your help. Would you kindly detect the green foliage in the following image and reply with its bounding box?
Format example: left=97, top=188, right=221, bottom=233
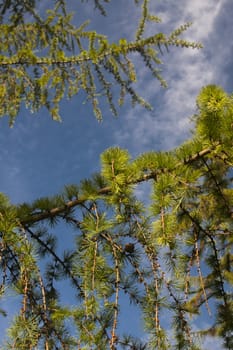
left=195, top=85, right=233, bottom=142
left=0, top=1, right=232, bottom=349
left=1, top=85, right=233, bottom=348
left=0, top=0, right=202, bottom=125
left=0, top=192, right=11, bottom=210
left=6, top=316, right=40, bottom=350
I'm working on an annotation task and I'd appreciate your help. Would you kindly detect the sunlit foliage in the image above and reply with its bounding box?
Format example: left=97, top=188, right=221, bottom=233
left=0, top=0, right=201, bottom=125
left=1, top=85, right=233, bottom=349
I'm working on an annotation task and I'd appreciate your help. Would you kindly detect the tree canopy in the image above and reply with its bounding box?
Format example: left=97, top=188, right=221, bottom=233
left=0, top=1, right=232, bottom=350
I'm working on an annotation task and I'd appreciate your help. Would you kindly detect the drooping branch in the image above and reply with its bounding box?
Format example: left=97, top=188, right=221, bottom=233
left=180, top=204, right=228, bottom=308
left=25, top=227, right=83, bottom=293
left=0, top=0, right=203, bottom=124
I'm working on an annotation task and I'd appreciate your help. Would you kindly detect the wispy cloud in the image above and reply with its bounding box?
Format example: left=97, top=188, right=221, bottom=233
left=113, top=0, right=228, bottom=152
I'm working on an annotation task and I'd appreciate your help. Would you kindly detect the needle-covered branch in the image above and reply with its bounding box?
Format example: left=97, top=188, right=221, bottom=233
left=0, top=0, right=202, bottom=125
left=18, top=145, right=212, bottom=226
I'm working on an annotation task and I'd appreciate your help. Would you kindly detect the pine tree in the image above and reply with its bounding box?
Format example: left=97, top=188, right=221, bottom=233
left=0, top=1, right=232, bottom=350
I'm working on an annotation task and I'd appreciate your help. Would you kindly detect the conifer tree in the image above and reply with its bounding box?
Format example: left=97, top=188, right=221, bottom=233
left=0, top=1, right=232, bottom=350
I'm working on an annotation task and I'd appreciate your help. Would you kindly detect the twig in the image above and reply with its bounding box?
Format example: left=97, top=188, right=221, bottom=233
left=194, top=233, right=211, bottom=315
left=110, top=245, right=120, bottom=350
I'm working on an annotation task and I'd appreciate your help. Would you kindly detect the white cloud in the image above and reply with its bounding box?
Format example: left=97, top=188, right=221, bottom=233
left=181, top=0, right=223, bottom=40
left=113, top=0, right=228, bottom=153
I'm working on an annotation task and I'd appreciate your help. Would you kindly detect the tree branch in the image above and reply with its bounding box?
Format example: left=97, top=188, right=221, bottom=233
left=20, top=146, right=213, bottom=226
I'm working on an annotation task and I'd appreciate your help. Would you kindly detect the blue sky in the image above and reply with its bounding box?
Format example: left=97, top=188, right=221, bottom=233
left=0, top=0, right=232, bottom=347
